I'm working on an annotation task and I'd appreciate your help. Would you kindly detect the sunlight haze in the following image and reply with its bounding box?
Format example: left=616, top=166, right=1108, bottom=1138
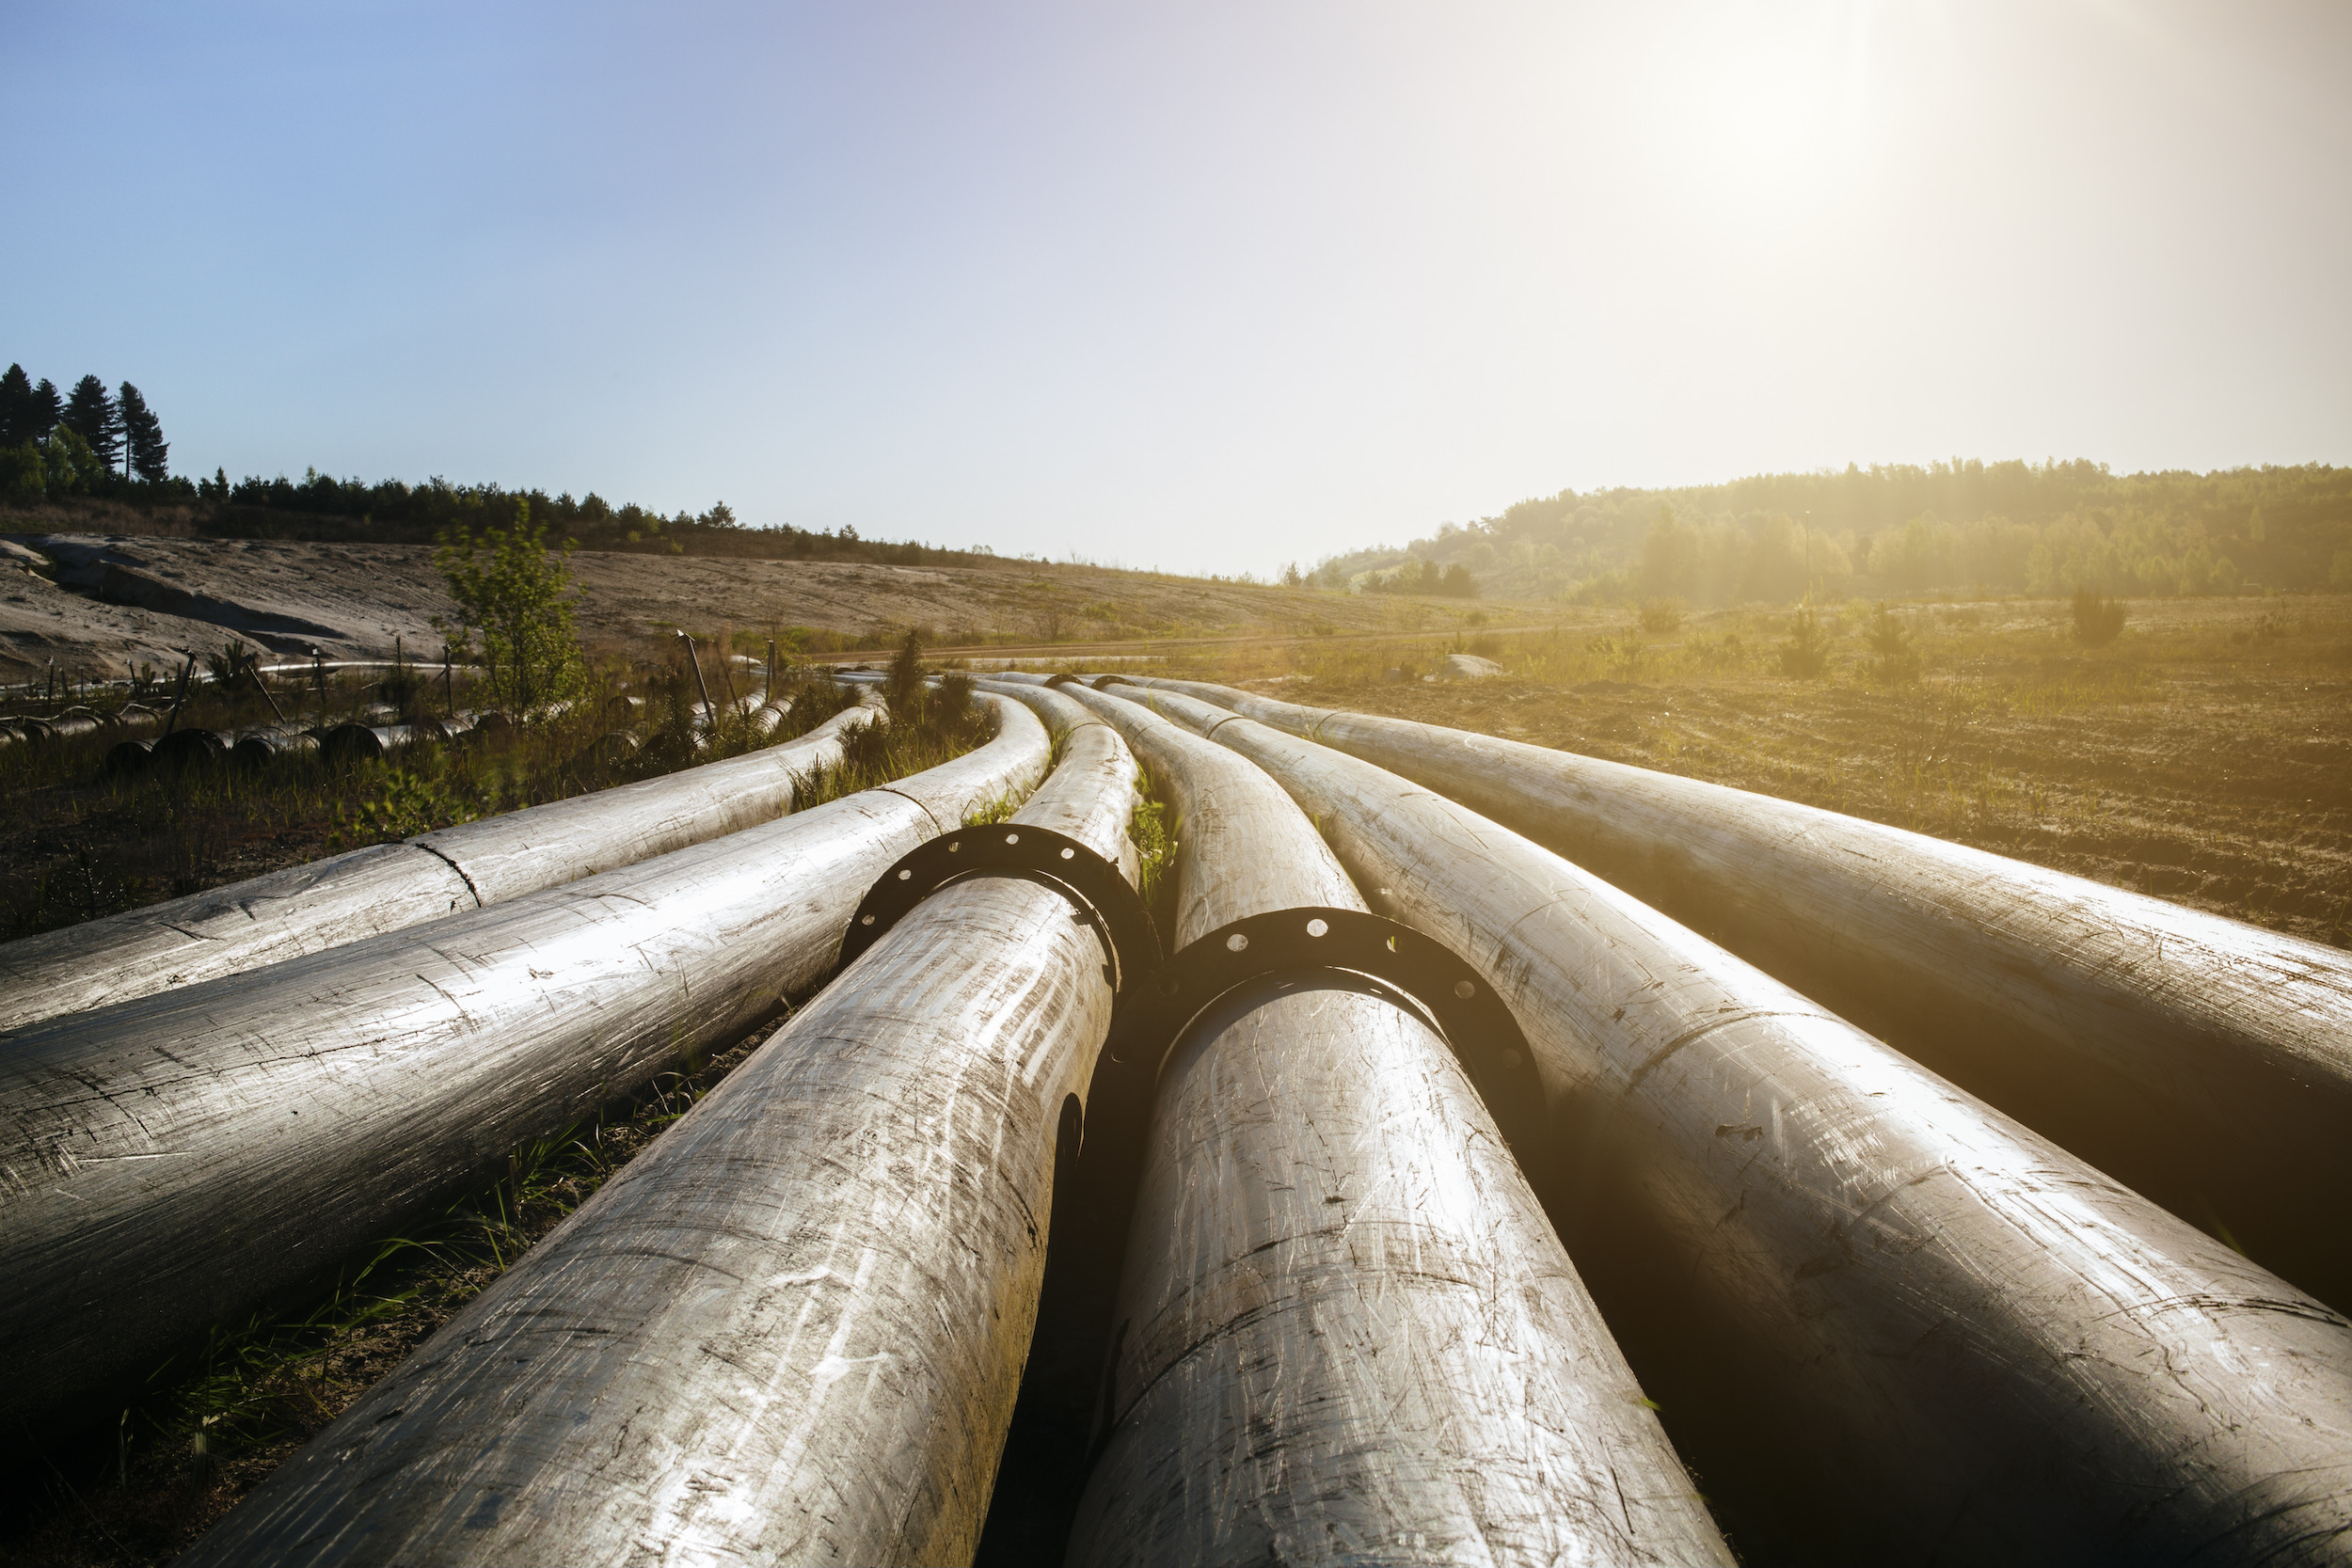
left=7, top=0, right=2345, bottom=575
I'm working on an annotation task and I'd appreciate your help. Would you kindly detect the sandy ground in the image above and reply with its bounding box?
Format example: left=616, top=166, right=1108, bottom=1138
left=1, top=533, right=1511, bottom=683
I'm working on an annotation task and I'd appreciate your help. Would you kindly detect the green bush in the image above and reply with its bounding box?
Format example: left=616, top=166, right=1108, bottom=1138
left=1778, top=606, right=1835, bottom=677
left=1863, top=603, right=1921, bottom=684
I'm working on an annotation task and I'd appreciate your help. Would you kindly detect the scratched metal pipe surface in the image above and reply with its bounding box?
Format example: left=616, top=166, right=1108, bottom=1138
left=0, top=694, right=884, bottom=1033
left=0, top=695, right=1046, bottom=1433
left=1111, top=675, right=2352, bottom=1312
left=972, top=679, right=1142, bottom=886
left=1051, top=683, right=1726, bottom=1568
left=1113, top=684, right=2352, bottom=1565
left=183, top=714, right=1136, bottom=1567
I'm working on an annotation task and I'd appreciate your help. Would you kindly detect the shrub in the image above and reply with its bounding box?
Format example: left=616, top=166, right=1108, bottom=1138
left=884, top=627, right=927, bottom=716
left=2071, top=586, right=2126, bottom=647
left=1638, top=597, right=1687, bottom=634
left=1863, top=603, right=1921, bottom=684
left=1778, top=606, right=1835, bottom=677
left=435, top=501, right=585, bottom=713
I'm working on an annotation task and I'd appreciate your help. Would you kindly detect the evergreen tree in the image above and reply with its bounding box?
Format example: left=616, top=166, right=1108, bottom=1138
left=62, top=375, right=121, bottom=470
left=31, top=377, right=63, bottom=436
left=118, top=382, right=168, bottom=481
left=0, top=364, right=36, bottom=446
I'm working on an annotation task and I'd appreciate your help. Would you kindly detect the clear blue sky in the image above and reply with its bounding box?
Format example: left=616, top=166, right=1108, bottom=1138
left=7, top=1, right=2346, bottom=575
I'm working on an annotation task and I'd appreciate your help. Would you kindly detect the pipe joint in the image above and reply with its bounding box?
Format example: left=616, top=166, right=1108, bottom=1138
left=840, top=823, right=1161, bottom=992
left=1100, top=906, right=1541, bottom=1154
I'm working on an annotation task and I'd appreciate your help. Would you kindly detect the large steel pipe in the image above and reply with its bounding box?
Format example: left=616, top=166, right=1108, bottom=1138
left=1112, top=683, right=2352, bottom=1565
left=184, top=690, right=1138, bottom=1565
left=1044, top=683, right=1727, bottom=1568
left=1112, top=675, right=2352, bottom=1310
left=0, top=693, right=885, bottom=1032
left=0, top=695, right=1047, bottom=1432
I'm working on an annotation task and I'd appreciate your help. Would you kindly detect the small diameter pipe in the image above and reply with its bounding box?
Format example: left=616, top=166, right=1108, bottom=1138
left=1045, top=682, right=1728, bottom=1568
left=0, top=696, right=1049, bottom=1431
left=185, top=694, right=1136, bottom=1565
left=0, top=694, right=886, bottom=1032
left=677, top=629, right=718, bottom=729
left=1113, top=683, right=2352, bottom=1565
left=1114, top=676, right=2352, bottom=1312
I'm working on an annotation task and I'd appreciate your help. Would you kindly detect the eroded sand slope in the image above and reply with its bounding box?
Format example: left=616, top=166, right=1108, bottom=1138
left=1, top=534, right=1454, bottom=679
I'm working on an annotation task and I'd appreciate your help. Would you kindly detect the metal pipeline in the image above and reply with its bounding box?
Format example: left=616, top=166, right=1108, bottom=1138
left=1033, top=682, right=1727, bottom=1568
left=183, top=689, right=1140, bottom=1566
left=1107, top=682, right=2352, bottom=1565
left=0, top=692, right=886, bottom=1032
left=1109, top=675, right=2352, bottom=1311
left=0, top=694, right=1049, bottom=1433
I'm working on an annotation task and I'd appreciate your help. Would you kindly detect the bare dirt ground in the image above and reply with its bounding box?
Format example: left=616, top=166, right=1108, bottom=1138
left=1, top=533, right=1515, bottom=683
left=1160, top=594, right=2352, bottom=949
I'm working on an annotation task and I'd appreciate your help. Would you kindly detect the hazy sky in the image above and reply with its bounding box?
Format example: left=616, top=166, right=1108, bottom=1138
left=7, top=2, right=2347, bottom=574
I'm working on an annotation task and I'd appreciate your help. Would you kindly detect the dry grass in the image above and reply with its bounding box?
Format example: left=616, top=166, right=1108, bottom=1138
left=0, top=657, right=858, bottom=943
left=0, top=670, right=993, bottom=1566
left=1158, top=594, right=2352, bottom=948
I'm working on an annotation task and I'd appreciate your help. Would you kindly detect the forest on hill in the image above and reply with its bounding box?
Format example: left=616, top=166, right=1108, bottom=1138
left=1313, top=460, right=2352, bottom=605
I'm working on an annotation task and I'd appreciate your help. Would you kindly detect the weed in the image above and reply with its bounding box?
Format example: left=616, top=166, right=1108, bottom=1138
left=1778, top=606, right=1835, bottom=678
left=1587, top=636, right=1644, bottom=681
left=962, top=794, right=1020, bottom=828
left=2, top=1038, right=772, bottom=1566
left=1638, top=597, right=1687, bottom=634
left=790, top=675, right=990, bottom=812
left=2072, top=586, right=2127, bottom=647
left=344, top=768, right=480, bottom=847
left=1862, top=604, right=1922, bottom=685
left=1126, top=774, right=1176, bottom=923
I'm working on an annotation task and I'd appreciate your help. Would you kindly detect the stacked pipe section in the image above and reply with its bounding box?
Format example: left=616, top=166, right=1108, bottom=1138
left=185, top=686, right=1145, bottom=1564
left=0, top=694, right=1045, bottom=1433
left=1114, top=674, right=2352, bottom=1314
left=0, top=691, right=884, bottom=1031
left=1030, top=678, right=1728, bottom=1567
left=1102, top=679, right=2352, bottom=1564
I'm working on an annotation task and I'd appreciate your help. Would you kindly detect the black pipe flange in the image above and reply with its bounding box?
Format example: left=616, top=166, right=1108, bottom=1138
left=839, top=824, right=1161, bottom=991
left=1095, top=906, right=1543, bottom=1155
left=990, top=904, right=1551, bottom=1540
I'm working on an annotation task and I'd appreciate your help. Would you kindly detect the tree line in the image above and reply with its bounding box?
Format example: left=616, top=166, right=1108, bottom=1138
left=1317, top=459, right=2352, bottom=604
left=0, top=360, right=991, bottom=569
left=1, top=365, right=172, bottom=502
left=196, top=468, right=994, bottom=568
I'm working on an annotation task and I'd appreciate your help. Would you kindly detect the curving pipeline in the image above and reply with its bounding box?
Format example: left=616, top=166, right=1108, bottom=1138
left=1106, top=681, right=2352, bottom=1565
left=1108, top=674, right=2352, bottom=1311
left=1025, top=680, right=1728, bottom=1568
left=0, top=692, right=885, bottom=1032
left=0, top=693, right=1048, bottom=1433
left=183, top=688, right=1140, bottom=1565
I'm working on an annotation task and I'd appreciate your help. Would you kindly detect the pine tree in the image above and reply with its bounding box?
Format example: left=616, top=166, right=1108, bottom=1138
left=118, top=383, right=169, bottom=481
left=0, top=364, right=36, bottom=446
left=31, top=377, right=63, bottom=436
left=62, top=375, right=121, bottom=470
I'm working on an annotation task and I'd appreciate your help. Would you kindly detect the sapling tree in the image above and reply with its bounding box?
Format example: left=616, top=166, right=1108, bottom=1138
left=434, top=501, right=584, bottom=715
